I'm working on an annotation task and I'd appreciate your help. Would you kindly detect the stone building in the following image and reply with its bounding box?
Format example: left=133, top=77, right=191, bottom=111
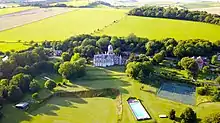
left=93, top=45, right=126, bottom=67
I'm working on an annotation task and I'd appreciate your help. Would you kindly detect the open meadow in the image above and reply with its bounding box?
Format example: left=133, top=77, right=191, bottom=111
left=0, top=43, right=30, bottom=52
left=2, top=66, right=220, bottom=123
left=0, top=7, right=34, bottom=16
left=0, top=8, right=127, bottom=42
left=97, top=16, right=220, bottom=41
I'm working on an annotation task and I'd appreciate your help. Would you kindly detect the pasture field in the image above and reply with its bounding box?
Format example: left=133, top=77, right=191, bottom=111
left=51, top=0, right=90, bottom=6
left=1, top=66, right=220, bottom=123
left=0, top=8, right=127, bottom=42
left=0, top=43, right=30, bottom=52
left=98, top=16, right=220, bottom=41
left=0, top=7, right=34, bottom=16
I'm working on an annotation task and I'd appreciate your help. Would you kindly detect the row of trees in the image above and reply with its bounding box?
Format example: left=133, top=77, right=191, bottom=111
left=42, top=34, right=219, bottom=60
left=128, top=6, right=220, bottom=25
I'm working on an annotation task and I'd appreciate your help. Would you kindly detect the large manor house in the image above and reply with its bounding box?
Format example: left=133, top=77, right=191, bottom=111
left=93, top=45, right=126, bottom=67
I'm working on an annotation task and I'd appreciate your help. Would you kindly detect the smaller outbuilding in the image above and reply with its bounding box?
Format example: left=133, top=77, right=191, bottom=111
left=159, top=114, right=168, bottom=118
left=15, top=102, right=29, bottom=110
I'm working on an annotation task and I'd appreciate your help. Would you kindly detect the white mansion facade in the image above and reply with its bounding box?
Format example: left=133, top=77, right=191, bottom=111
left=93, top=45, right=125, bottom=67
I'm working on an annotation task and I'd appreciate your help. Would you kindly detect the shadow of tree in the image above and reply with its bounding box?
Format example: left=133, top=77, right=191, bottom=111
left=30, top=97, right=87, bottom=116
left=1, top=104, right=32, bottom=123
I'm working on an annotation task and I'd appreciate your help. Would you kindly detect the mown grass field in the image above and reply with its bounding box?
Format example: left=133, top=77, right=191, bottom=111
left=0, top=8, right=127, bottom=42
left=98, top=16, right=220, bottom=41
left=0, top=7, right=34, bottom=16
left=0, top=43, right=30, bottom=52
left=51, top=0, right=90, bottom=6
left=2, top=66, right=220, bottom=123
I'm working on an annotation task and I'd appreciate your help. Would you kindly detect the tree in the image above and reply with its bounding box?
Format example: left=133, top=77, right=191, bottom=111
left=215, top=76, right=220, bottom=84
left=169, top=109, right=176, bottom=120
left=211, top=55, right=218, bottom=64
left=202, top=66, right=210, bottom=74
left=10, top=73, right=32, bottom=93
left=203, top=113, right=220, bottom=123
left=7, top=85, right=23, bottom=102
left=32, top=92, right=39, bottom=100
left=125, top=62, right=142, bottom=79
left=29, top=80, right=40, bottom=93
left=96, top=37, right=109, bottom=52
left=180, top=107, right=197, bottom=123
left=0, top=79, right=9, bottom=86
left=153, top=51, right=165, bottom=63
left=58, top=62, right=75, bottom=79
left=44, top=80, right=56, bottom=90
left=70, top=53, right=80, bottom=62
left=180, top=57, right=199, bottom=79
left=61, top=52, right=71, bottom=61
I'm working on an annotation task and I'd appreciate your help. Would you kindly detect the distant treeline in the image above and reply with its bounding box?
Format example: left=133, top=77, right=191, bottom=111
left=128, top=6, right=220, bottom=25
left=41, top=34, right=220, bottom=60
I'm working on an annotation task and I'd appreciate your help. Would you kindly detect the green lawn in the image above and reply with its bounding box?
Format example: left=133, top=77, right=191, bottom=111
left=0, top=8, right=127, bottom=42
left=0, top=7, right=34, bottom=16
left=97, top=16, right=220, bottom=41
left=2, top=66, right=220, bottom=123
left=0, top=43, right=30, bottom=52
left=1, top=97, right=116, bottom=123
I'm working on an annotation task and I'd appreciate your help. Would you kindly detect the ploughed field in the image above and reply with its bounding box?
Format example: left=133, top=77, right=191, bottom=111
left=0, top=7, right=73, bottom=32
left=0, top=8, right=127, bottom=42
left=0, top=7, right=34, bottom=16
left=97, top=16, right=220, bottom=41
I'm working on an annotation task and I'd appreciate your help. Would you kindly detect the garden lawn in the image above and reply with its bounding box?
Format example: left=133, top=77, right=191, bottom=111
left=98, top=16, right=220, bottom=41
left=0, top=8, right=127, bottom=42
left=0, top=7, right=34, bottom=16
left=1, top=97, right=116, bottom=123
left=0, top=43, right=30, bottom=52
left=2, top=66, right=220, bottom=123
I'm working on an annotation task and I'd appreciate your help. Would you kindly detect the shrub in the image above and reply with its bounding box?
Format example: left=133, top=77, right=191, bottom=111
left=169, top=109, right=176, bottom=120
left=32, top=92, right=39, bottom=100
left=29, top=80, right=40, bottom=93
left=44, top=80, right=56, bottom=90
left=212, top=92, right=220, bottom=102
left=215, top=76, right=220, bottom=84
left=203, top=112, right=220, bottom=123
left=197, top=87, right=207, bottom=95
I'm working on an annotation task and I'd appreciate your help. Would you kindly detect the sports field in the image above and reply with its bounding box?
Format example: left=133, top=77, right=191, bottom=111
left=98, top=16, right=220, bottom=41
left=0, top=8, right=127, bottom=42
left=157, top=82, right=196, bottom=105
left=0, top=7, right=34, bottom=16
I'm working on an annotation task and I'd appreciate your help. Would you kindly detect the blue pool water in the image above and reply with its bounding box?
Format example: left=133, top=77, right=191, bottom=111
left=128, top=100, right=150, bottom=120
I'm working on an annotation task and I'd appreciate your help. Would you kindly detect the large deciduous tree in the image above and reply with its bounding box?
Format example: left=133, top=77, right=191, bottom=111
left=180, top=57, right=199, bottom=79
left=180, top=107, right=197, bottom=123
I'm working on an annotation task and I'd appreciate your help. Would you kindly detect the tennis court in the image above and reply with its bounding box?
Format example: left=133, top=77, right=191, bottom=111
left=157, top=82, right=196, bottom=105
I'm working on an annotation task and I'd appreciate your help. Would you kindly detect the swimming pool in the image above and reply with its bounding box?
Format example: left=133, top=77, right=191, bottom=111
left=127, top=98, right=151, bottom=120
